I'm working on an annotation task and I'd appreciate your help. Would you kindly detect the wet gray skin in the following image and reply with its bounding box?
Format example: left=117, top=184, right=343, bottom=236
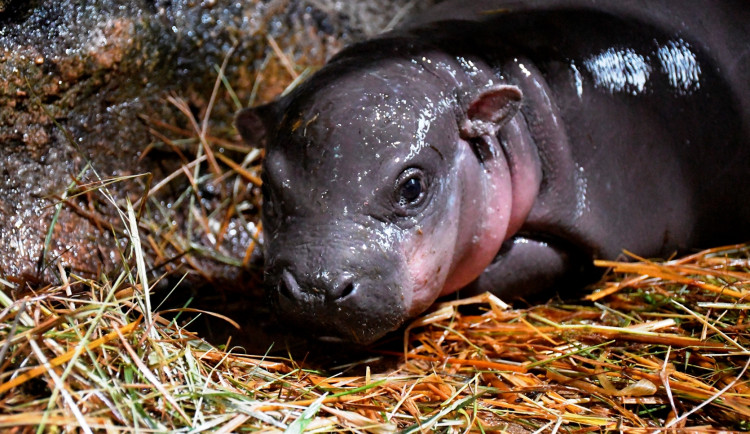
left=237, top=0, right=750, bottom=344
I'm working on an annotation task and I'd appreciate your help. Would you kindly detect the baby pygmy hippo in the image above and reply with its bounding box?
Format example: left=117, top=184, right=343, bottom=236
left=236, top=0, right=750, bottom=343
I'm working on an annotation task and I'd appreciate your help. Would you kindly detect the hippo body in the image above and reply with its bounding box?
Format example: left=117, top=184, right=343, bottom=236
left=237, top=0, right=750, bottom=343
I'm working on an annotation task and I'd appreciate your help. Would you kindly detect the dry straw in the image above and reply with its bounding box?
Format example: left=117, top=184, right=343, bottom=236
left=2, top=227, right=749, bottom=432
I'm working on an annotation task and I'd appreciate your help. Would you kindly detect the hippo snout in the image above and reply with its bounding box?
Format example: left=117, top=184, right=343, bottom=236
left=266, top=264, right=408, bottom=344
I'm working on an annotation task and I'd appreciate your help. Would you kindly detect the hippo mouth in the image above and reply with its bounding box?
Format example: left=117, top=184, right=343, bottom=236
left=269, top=293, right=407, bottom=344
left=265, top=271, right=408, bottom=344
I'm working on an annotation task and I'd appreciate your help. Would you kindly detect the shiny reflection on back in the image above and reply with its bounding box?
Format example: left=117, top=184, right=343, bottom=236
left=657, top=39, right=701, bottom=94
left=583, top=47, right=651, bottom=95
left=582, top=39, right=702, bottom=96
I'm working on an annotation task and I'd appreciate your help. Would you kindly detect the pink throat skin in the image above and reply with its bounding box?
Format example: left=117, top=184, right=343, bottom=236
left=441, top=115, right=542, bottom=297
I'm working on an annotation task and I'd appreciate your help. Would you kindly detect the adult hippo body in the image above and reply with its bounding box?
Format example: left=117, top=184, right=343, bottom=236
left=237, top=0, right=750, bottom=343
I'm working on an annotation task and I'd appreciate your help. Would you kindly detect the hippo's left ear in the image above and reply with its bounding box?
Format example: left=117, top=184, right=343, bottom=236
left=459, top=85, right=523, bottom=139
left=235, top=102, right=278, bottom=147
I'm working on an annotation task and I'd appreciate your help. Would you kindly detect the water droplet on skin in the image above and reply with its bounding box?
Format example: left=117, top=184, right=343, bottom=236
left=657, top=39, right=701, bottom=94
left=583, top=47, right=651, bottom=94
left=570, top=61, right=583, bottom=98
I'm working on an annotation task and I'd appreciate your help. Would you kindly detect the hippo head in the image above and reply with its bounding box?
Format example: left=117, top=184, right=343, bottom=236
left=236, top=49, right=526, bottom=343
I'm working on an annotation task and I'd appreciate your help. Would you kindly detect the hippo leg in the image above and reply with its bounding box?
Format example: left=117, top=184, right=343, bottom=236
left=463, top=236, right=592, bottom=300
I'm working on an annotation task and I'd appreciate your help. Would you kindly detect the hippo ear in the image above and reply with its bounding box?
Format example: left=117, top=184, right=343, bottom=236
left=460, top=85, right=523, bottom=139
left=235, top=103, right=278, bottom=147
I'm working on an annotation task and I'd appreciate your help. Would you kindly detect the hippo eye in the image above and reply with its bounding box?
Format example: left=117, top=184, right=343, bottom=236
left=401, top=178, right=422, bottom=202
left=394, top=168, right=427, bottom=213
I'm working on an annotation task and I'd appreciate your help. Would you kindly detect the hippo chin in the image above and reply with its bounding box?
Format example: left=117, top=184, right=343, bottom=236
left=237, top=0, right=750, bottom=344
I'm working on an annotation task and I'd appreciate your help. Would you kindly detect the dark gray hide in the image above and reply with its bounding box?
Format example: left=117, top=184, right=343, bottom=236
left=237, top=0, right=750, bottom=344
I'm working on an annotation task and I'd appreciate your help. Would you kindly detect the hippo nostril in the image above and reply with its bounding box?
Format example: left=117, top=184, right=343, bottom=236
left=338, top=281, right=356, bottom=299
left=278, top=269, right=301, bottom=300
left=277, top=280, right=292, bottom=300
left=329, top=274, right=357, bottom=301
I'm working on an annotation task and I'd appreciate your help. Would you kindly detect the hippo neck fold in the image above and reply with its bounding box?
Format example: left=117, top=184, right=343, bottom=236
left=501, top=56, right=608, bottom=262
left=433, top=51, right=583, bottom=296
left=405, top=51, right=550, bottom=295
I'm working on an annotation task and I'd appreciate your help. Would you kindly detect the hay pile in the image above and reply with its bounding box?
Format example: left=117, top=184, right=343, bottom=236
left=1, top=197, right=748, bottom=431
left=1, top=68, right=749, bottom=432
